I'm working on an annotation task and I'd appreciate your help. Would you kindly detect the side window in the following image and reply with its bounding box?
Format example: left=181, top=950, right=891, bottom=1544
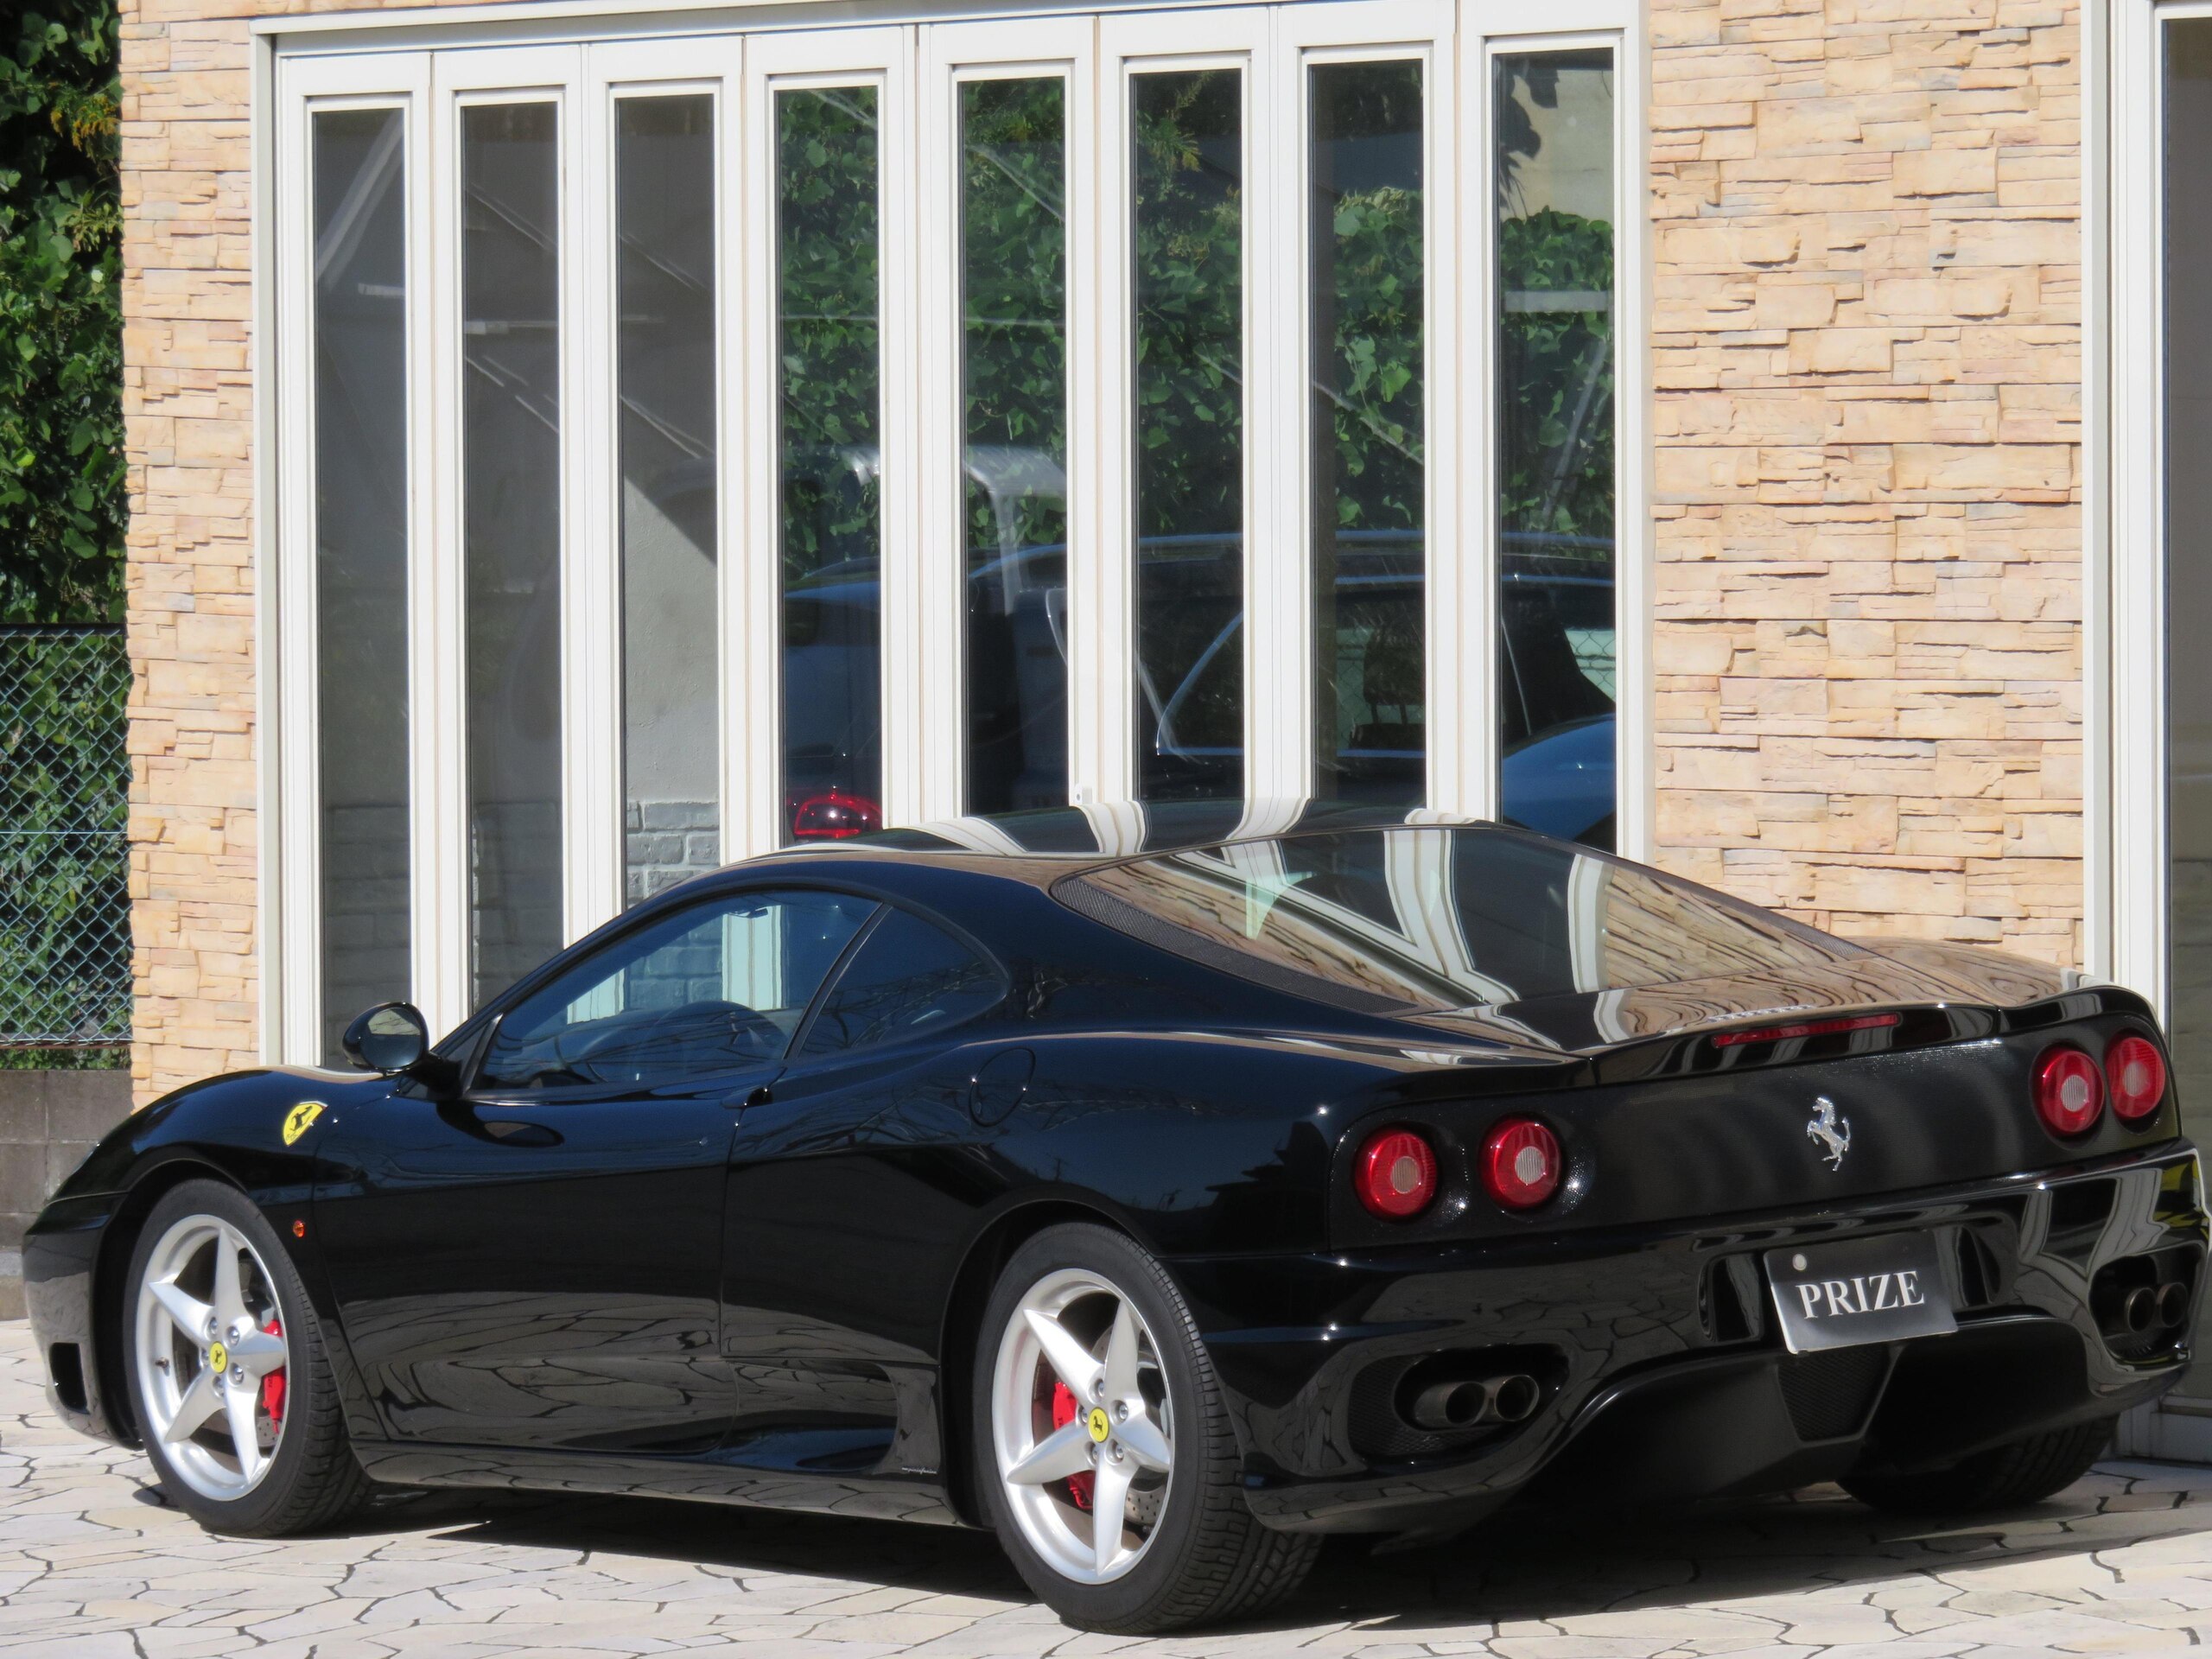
left=478, top=888, right=877, bottom=1090
left=798, top=907, right=1005, bottom=1058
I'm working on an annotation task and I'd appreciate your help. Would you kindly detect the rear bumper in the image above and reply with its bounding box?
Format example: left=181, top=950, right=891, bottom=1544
left=1183, top=1143, right=2207, bottom=1535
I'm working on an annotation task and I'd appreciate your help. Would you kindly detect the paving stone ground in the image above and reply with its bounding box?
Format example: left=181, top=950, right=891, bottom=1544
left=13, top=1320, right=2212, bottom=1658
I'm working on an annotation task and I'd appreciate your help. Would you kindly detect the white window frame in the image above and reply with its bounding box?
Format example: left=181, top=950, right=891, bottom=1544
left=1473, top=21, right=1643, bottom=845
left=434, top=46, right=586, bottom=1031
left=2090, top=0, right=2212, bottom=1454
left=2110, top=0, right=2202, bottom=1007
left=584, top=39, right=743, bottom=916
left=918, top=16, right=1098, bottom=822
left=737, top=26, right=919, bottom=857
left=1091, top=8, right=1274, bottom=807
left=271, top=49, right=435, bottom=1061
left=1284, top=3, right=1457, bottom=810
left=260, top=0, right=1642, bottom=1061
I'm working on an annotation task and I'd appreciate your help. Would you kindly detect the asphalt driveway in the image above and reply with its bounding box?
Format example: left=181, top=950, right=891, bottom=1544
left=9, top=1318, right=2212, bottom=1656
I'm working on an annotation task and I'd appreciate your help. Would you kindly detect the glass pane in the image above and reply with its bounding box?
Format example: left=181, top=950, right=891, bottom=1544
left=478, top=888, right=876, bottom=1090
left=1133, top=70, right=1244, bottom=802
left=962, top=77, right=1070, bottom=815
left=2165, top=16, right=2212, bottom=1392
left=1066, top=828, right=1844, bottom=1016
left=462, top=102, right=563, bottom=1007
left=798, top=907, right=1004, bottom=1056
left=1310, top=61, right=1425, bottom=807
left=778, top=86, right=883, bottom=844
left=1495, top=51, right=1617, bottom=850
left=313, top=108, right=410, bottom=1063
left=617, top=96, right=719, bottom=904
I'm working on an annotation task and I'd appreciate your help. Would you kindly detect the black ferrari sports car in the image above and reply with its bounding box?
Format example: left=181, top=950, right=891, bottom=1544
left=22, top=805, right=2209, bottom=1632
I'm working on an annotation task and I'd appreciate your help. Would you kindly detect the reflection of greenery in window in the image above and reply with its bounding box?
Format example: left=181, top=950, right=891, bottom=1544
left=778, top=88, right=880, bottom=585
left=1313, top=62, right=1424, bottom=538
left=962, top=78, right=1067, bottom=563
left=1311, top=62, right=1425, bottom=805
left=1495, top=54, right=1615, bottom=550
left=1135, top=72, right=1245, bottom=800
left=1134, top=72, right=1243, bottom=542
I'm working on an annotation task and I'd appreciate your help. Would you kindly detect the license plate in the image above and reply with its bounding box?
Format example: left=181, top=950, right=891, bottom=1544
left=1765, top=1231, right=1958, bottom=1354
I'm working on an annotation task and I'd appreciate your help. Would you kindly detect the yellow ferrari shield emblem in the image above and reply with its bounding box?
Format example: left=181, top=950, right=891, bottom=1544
left=282, top=1101, right=325, bottom=1146
left=207, top=1339, right=228, bottom=1371
left=1086, top=1406, right=1110, bottom=1443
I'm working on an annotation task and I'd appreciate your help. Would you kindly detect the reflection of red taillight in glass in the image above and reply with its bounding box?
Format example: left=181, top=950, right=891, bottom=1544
left=790, top=790, right=880, bottom=842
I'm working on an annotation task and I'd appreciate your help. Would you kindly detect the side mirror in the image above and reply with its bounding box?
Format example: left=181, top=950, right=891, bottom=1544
left=342, top=1001, right=432, bottom=1076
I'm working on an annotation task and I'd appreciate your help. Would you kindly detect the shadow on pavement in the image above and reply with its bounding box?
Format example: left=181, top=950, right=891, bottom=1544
left=195, top=1470, right=2212, bottom=1631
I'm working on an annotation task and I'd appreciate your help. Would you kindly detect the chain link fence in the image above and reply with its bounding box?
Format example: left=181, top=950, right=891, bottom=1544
left=0, top=627, right=130, bottom=1049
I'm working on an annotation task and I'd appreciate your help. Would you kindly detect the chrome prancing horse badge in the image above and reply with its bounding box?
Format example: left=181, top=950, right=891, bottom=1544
left=1806, top=1097, right=1851, bottom=1170
left=282, top=1101, right=326, bottom=1146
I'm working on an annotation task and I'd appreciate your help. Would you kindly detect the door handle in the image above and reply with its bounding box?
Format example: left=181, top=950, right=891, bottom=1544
left=731, top=1084, right=772, bottom=1112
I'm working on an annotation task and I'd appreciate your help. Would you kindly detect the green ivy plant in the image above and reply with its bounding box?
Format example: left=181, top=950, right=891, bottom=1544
left=0, top=3, right=124, bottom=624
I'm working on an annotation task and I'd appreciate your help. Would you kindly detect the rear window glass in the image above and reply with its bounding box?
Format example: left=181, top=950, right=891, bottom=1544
left=1055, top=828, right=1848, bottom=1014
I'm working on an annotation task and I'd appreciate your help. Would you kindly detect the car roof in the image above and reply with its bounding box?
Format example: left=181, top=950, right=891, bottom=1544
left=712, top=799, right=1503, bottom=892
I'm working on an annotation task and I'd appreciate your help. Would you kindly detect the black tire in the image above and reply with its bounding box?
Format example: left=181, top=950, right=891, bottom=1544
left=121, top=1179, right=374, bottom=1535
left=972, top=1223, right=1319, bottom=1633
left=1842, top=1417, right=2113, bottom=1516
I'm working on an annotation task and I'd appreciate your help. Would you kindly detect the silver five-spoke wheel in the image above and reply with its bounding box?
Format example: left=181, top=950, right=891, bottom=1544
left=132, top=1213, right=291, bottom=1501
left=991, top=1267, right=1174, bottom=1584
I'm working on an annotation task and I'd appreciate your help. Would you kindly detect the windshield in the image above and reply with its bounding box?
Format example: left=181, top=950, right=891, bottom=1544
left=1056, top=827, right=1849, bottom=1014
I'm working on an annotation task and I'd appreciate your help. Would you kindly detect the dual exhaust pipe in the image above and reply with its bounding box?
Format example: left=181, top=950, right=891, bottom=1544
left=1408, top=1371, right=1542, bottom=1433
left=2112, top=1281, right=2192, bottom=1338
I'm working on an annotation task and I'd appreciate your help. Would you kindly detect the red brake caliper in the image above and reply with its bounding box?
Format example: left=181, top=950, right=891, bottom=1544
left=1049, top=1381, right=1093, bottom=1510
left=259, top=1317, right=285, bottom=1426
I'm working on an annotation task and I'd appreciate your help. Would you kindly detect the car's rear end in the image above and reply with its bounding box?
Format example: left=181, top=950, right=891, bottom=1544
left=1055, top=823, right=2209, bottom=1540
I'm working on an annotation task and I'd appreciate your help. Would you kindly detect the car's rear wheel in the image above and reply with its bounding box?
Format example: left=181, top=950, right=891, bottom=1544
left=123, top=1179, right=372, bottom=1535
left=1843, top=1416, right=2113, bottom=1516
left=973, top=1223, right=1318, bottom=1633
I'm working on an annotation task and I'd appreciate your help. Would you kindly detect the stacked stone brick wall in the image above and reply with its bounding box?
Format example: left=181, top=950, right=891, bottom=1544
left=1649, top=0, right=2085, bottom=966
left=123, top=0, right=2091, bottom=1102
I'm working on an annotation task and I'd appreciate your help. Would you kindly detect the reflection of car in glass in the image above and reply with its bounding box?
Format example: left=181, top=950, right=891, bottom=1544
left=775, top=494, right=1618, bottom=845
left=27, top=805, right=2202, bottom=1634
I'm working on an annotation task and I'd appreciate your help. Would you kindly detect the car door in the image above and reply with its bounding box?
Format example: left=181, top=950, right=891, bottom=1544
left=719, top=905, right=1011, bottom=1468
left=315, top=886, right=877, bottom=1452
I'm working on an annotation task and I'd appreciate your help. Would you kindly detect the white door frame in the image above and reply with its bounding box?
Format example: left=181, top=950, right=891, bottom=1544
left=2108, top=0, right=2212, bottom=1459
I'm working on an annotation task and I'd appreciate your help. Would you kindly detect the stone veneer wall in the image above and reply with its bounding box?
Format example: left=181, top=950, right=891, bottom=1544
left=1647, top=0, right=2085, bottom=963
left=123, top=0, right=2089, bottom=1103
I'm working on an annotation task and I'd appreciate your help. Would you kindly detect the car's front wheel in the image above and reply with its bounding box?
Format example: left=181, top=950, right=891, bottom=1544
left=973, top=1223, right=1318, bottom=1632
left=122, top=1179, right=372, bottom=1535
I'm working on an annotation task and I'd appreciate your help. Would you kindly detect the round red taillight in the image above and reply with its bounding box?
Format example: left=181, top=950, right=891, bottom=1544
left=2107, top=1033, right=2169, bottom=1122
left=1482, top=1117, right=1562, bottom=1211
left=2034, top=1045, right=2105, bottom=1137
left=1354, top=1128, right=1438, bottom=1219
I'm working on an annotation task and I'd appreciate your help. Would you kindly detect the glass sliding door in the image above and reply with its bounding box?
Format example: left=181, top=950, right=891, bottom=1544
left=312, top=106, right=410, bottom=1061
left=1494, top=50, right=1617, bottom=850
left=1131, top=68, right=1245, bottom=803
left=961, top=76, right=1071, bottom=815
left=1309, top=59, right=1425, bottom=807
left=282, top=11, right=1637, bottom=1058
left=461, top=101, right=564, bottom=1007
left=615, top=94, right=720, bottom=902
left=776, top=85, right=884, bottom=843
